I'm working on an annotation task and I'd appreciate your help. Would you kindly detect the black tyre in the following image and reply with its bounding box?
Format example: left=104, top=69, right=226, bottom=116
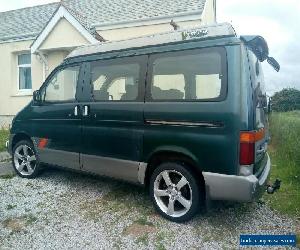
left=12, top=140, right=41, bottom=179
left=150, top=162, right=203, bottom=222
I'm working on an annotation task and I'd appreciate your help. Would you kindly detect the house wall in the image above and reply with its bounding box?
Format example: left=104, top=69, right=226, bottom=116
left=0, top=18, right=90, bottom=127
left=201, top=0, right=216, bottom=25
left=47, top=51, right=70, bottom=73
left=0, top=47, right=75, bottom=127
left=0, top=40, right=35, bottom=127
left=39, top=18, right=89, bottom=51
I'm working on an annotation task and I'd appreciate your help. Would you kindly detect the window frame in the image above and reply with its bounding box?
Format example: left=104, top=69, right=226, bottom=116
left=145, top=47, right=228, bottom=102
left=39, top=63, right=82, bottom=105
left=17, top=53, right=32, bottom=92
left=88, top=55, right=148, bottom=103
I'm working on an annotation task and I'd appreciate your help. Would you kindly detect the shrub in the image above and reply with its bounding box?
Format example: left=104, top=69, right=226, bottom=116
left=270, top=88, right=300, bottom=112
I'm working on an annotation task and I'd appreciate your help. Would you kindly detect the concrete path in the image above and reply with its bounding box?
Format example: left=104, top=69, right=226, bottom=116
left=0, top=151, right=11, bottom=162
left=0, top=161, right=15, bottom=176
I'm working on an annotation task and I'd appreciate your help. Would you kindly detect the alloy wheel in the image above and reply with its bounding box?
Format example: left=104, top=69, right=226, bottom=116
left=14, top=144, right=37, bottom=176
left=153, top=170, right=192, bottom=218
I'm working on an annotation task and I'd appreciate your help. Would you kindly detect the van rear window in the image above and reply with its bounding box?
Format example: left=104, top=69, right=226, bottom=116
left=149, top=48, right=227, bottom=101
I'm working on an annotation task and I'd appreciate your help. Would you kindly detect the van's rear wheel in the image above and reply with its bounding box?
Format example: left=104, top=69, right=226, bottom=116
left=12, top=140, right=40, bottom=178
left=150, top=162, right=201, bottom=222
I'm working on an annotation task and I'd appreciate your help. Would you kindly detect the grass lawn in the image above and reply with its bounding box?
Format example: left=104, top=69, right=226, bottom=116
left=264, top=111, right=300, bottom=219
left=0, top=129, right=9, bottom=152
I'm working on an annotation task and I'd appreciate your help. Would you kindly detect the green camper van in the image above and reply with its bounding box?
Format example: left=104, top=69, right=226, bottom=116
left=7, top=23, right=280, bottom=222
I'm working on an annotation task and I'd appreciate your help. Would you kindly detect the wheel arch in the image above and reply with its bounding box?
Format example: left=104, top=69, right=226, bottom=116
left=11, top=132, right=33, bottom=151
left=144, top=147, right=205, bottom=191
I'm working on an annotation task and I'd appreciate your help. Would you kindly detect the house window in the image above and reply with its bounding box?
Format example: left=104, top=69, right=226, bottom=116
left=18, top=54, right=32, bottom=90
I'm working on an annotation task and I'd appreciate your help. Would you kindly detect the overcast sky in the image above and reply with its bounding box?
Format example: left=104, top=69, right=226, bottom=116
left=218, top=0, right=300, bottom=94
left=0, top=0, right=299, bottom=94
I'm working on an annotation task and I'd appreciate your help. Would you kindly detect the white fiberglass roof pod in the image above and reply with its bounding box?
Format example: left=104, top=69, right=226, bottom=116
left=67, top=22, right=236, bottom=59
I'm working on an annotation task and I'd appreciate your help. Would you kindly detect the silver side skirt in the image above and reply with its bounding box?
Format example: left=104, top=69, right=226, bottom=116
left=38, top=148, right=80, bottom=170
left=137, top=162, right=147, bottom=185
left=81, top=154, right=148, bottom=184
left=36, top=144, right=148, bottom=184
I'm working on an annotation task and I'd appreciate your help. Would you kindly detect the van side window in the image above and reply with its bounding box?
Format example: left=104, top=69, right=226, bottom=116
left=43, top=66, right=80, bottom=103
left=149, top=48, right=226, bottom=101
left=91, top=63, right=140, bottom=101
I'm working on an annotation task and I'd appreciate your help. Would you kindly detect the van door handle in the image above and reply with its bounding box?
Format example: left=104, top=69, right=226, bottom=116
left=83, top=105, right=90, bottom=117
left=74, top=105, right=80, bottom=116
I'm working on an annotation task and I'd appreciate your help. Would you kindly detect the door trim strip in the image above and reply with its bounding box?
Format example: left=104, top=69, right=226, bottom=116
left=145, top=120, right=223, bottom=128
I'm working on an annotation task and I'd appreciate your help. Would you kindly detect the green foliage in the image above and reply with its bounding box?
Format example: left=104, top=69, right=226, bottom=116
left=270, top=88, right=300, bottom=112
left=264, top=111, right=300, bottom=218
left=0, top=129, right=9, bottom=152
left=269, top=111, right=300, bottom=168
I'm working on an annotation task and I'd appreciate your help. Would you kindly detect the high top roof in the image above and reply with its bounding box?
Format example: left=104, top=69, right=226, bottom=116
left=67, top=23, right=236, bottom=59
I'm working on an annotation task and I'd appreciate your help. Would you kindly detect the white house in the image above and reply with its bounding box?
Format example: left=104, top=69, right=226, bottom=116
left=0, top=0, right=216, bottom=127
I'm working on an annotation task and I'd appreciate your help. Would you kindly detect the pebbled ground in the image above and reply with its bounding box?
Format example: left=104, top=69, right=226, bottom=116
left=0, top=165, right=298, bottom=250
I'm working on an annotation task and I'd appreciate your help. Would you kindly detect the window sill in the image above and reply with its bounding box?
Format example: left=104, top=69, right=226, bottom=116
left=11, top=90, right=33, bottom=97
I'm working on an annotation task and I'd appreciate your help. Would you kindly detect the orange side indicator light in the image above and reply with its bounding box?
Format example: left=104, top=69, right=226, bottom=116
left=254, top=128, right=265, bottom=142
left=240, top=128, right=265, bottom=143
left=38, top=138, right=48, bottom=149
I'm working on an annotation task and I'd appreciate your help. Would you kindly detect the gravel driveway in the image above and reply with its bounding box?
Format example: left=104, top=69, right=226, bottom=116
left=0, top=164, right=298, bottom=249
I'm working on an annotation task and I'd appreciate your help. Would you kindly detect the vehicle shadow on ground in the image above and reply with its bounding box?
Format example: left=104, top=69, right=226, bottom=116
left=39, top=165, right=255, bottom=223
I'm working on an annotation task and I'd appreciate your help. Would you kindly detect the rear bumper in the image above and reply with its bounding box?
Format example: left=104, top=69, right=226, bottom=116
left=203, top=154, right=271, bottom=202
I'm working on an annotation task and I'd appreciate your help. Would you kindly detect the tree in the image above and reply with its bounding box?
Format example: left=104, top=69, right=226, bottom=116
left=270, top=88, right=300, bottom=112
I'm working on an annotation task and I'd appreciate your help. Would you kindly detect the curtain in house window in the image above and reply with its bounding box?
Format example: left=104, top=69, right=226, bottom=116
left=18, top=54, right=32, bottom=90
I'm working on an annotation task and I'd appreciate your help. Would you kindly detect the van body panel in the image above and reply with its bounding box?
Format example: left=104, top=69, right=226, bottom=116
left=245, top=46, right=269, bottom=175
left=11, top=102, right=82, bottom=170
left=239, top=44, right=254, bottom=131
left=80, top=102, right=144, bottom=160
left=11, top=63, right=84, bottom=169
left=79, top=55, right=147, bottom=178
left=143, top=45, right=241, bottom=175
left=143, top=103, right=239, bottom=175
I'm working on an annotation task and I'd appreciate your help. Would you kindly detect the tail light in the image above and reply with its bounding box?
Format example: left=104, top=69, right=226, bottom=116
left=239, top=129, right=265, bottom=165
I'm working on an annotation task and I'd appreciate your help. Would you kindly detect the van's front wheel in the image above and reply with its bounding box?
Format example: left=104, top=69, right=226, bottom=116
left=150, top=162, right=201, bottom=222
left=12, top=140, right=40, bottom=178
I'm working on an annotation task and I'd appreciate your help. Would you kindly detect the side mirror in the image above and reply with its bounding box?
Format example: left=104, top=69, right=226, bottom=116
left=33, top=90, right=42, bottom=105
left=267, top=57, right=280, bottom=72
